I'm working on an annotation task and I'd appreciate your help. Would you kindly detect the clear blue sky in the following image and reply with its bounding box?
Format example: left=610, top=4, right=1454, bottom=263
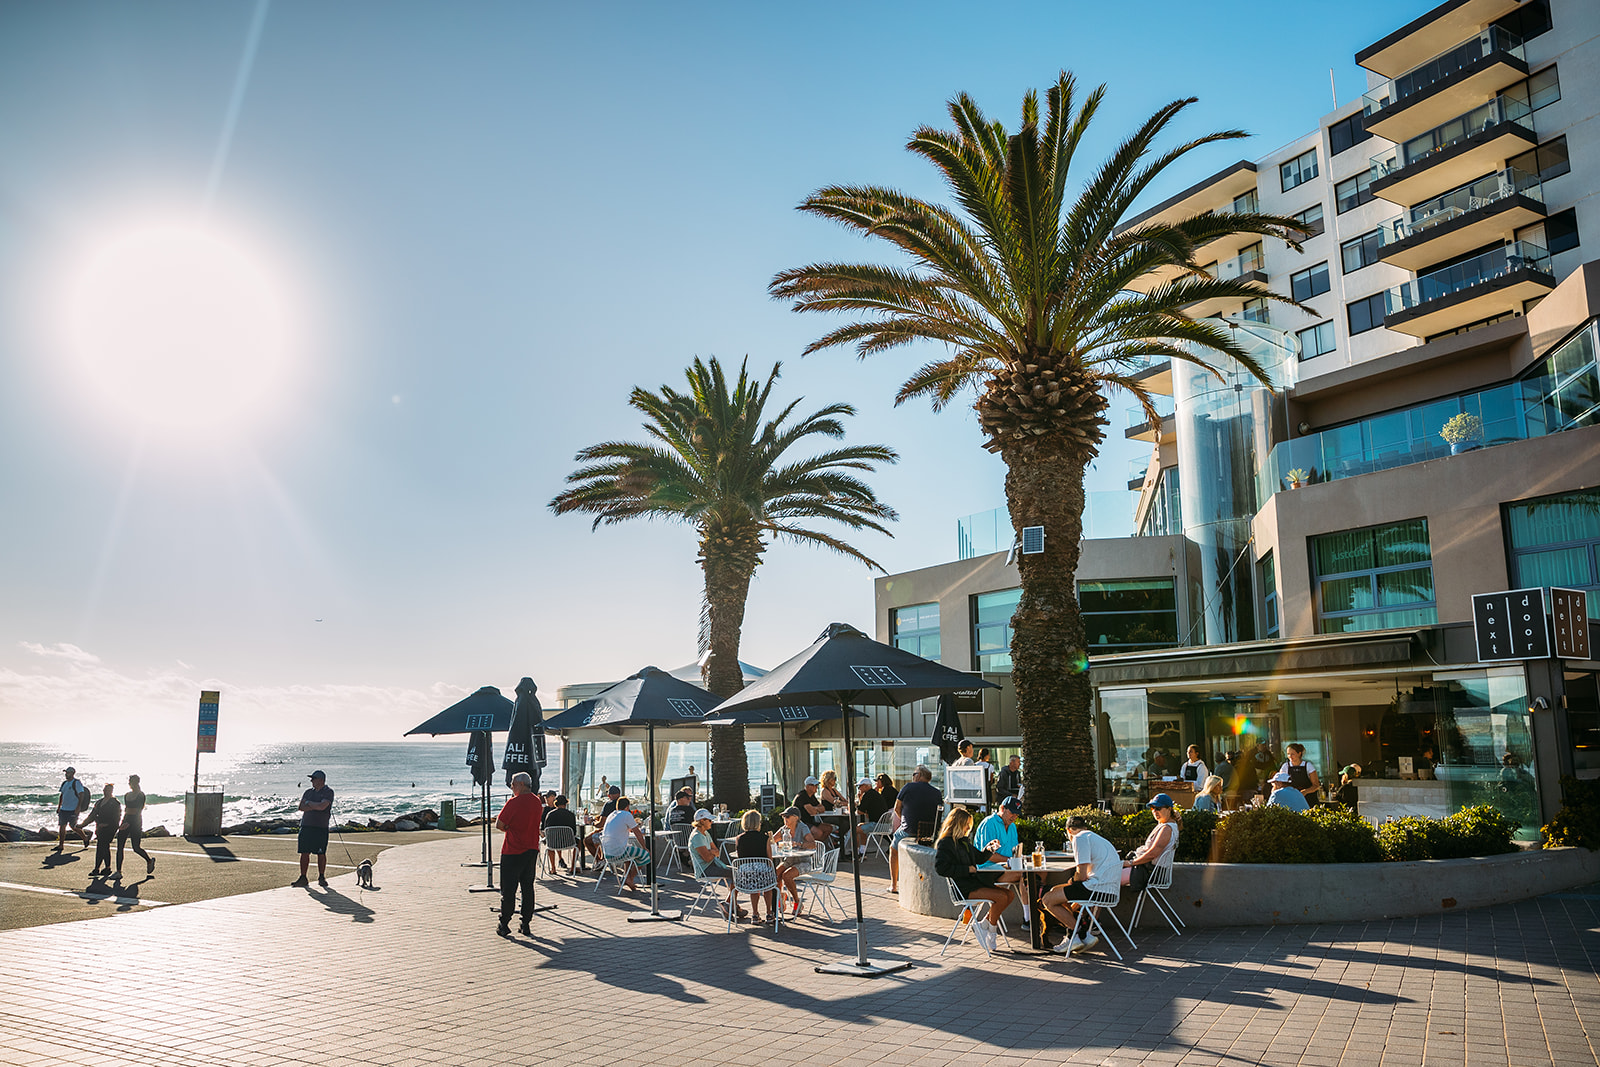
left=0, top=0, right=1410, bottom=747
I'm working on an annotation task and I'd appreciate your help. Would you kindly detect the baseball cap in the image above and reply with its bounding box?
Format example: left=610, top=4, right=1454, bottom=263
left=999, top=796, right=1023, bottom=813
left=1147, top=792, right=1174, bottom=809
left=857, top=778, right=872, bottom=788
left=64, top=766, right=75, bottom=775
left=1270, top=770, right=1293, bottom=784
left=782, top=806, right=801, bottom=818
left=692, top=808, right=714, bottom=822
left=675, top=788, right=692, bottom=798
left=309, top=770, right=325, bottom=780
left=804, top=776, right=820, bottom=786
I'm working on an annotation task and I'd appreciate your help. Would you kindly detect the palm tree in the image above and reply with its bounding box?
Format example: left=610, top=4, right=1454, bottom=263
left=770, top=73, right=1311, bottom=812
left=550, top=356, right=898, bottom=807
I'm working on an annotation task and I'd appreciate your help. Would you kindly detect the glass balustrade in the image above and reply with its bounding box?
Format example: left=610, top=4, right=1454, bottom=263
left=1363, top=26, right=1525, bottom=117
left=1369, top=94, right=1535, bottom=182
left=1125, top=396, right=1176, bottom=430
left=1375, top=169, right=1542, bottom=247
left=1128, top=457, right=1150, bottom=484
left=956, top=494, right=1142, bottom=558
left=1236, top=305, right=1271, bottom=325
left=1202, top=246, right=1265, bottom=282
left=1383, top=241, right=1550, bottom=316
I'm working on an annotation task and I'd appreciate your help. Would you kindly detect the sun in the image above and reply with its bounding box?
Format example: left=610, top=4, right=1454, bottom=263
left=61, top=218, right=300, bottom=436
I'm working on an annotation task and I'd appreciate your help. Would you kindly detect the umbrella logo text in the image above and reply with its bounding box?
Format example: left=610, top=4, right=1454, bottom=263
left=464, top=713, right=494, bottom=730
left=779, top=705, right=811, bottom=722
left=850, top=666, right=905, bottom=687
left=669, top=699, right=703, bottom=718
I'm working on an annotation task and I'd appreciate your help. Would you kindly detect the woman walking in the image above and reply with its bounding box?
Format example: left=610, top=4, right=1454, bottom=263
left=117, top=774, right=155, bottom=878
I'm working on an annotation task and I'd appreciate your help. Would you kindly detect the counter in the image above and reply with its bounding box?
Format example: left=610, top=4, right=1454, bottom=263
left=1353, top=778, right=1453, bottom=822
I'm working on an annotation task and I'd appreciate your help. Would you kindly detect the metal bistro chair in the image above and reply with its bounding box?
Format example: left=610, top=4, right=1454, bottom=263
left=730, top=857, right=782, bottom=934
left=866, top=813, right=896, bottom=862
left=1068, top=883, right=1136, bottom=962
left=685, top=864, right=730, bottom=923
left=539, top=825, right=578, bottom=878
left=1129, top=855, right=1184, bottom=936
left=654, top=825, right=686, bottom=879
left=793, top=847, right=844, bottom=920
left=593, top=849, right=640, bottom=895
left=941, top=878, right=996, bottom=958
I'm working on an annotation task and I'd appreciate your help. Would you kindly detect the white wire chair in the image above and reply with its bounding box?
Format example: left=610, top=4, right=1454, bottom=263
left=685, top=866, right=729, bottom=923
left=866, top=813, right=896, bottom=862
left=653, top=825, right=686, bottom=878
left=793, top=848, right=844, bottom=920
left=730, top=857, right=781, bottom=934
left=1128, top=856, right=1184, bottom=935
left=1066, top=883, right=1136, bottom=961
left=941, top=878, right=995, bottom=958
left=593, top=848, right=640, bottom=895
left=539, top=825, right=578, bottom=878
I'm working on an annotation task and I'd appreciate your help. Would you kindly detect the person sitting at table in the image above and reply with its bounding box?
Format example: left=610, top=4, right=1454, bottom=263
left=688, top=808, right=744, bottom=921
left=975, top=796, right=1029, bottom=928
left=1040, top=814, right=1122, bottom=954
left=666, top=788, right=696, bottom=828
left=1215, top=752, right=1236, bottom=793
left=1191, top=776, right=1224, bottom=813
left=1266, top=770, right=1309, bottom=811
left=795, top=777, right=836, bottom=847
left=541, top=794, right=579, bottom=873
left=853, top=777, right=888, bottom=857
left=734, top=809, right=779, bottom=923
left=1122, top=793, right=1179, bottom=889
left=586, top=785, right=624, bottom=861
left=933, top=805, right=1021, bottom=954
left=598, top=794, right=650, bottom=891
left=889, top=765, right=941, bottom=895
left=772, top=806, right=816, bottom=915
left=1335, top=764, right=1362, bottom=813
left=1179, top=745, right=1208, bottom=787
left=876, top=773, right=899, bottom=808
left=819, top=770, right=848, bottom=812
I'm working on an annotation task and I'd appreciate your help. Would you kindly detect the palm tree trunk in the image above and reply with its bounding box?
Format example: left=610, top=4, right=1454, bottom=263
left=1003, top=442, right=1098, bottom=813
left=701, top=551, right=753, bottom=809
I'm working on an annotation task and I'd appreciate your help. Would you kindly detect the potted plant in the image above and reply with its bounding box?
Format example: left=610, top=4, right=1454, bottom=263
left=1440, top=413, right=1483, bottom=455
left=1285, top=468, right=1310, bottom=489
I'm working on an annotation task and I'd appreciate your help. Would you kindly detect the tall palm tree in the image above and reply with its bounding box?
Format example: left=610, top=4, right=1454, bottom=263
left=770, top=73, right=1311, bottom=812
left=550, top=356, right=898, bottom=807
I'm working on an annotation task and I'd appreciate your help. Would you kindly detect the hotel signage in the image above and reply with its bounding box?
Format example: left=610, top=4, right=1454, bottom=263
left=1551, top=588, right=1591, bottom=660
left=1472, top=588, right=1550, bottom=662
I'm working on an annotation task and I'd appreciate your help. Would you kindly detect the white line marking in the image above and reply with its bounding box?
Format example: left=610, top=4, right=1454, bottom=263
left=0, top=881, right=169, bottom=907
left=143, top=848, right=355, bottom=870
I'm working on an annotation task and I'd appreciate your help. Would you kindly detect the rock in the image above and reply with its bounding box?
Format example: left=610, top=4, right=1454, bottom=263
left=145, top=826, right=172, bottom=837
left=378, top=820, right=396, bottom=832
left=0, top=822, right=26, bottom=843
left=394, top=819, right=419, bottom=832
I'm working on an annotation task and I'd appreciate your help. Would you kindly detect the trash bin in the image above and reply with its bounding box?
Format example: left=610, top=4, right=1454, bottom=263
left=439, top=798, right=456, bottom=831
left=185, top=790, right=223, bottom=836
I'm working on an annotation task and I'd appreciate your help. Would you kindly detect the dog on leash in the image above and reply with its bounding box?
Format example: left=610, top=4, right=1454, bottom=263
left=356, top=857, right=375, bottom=889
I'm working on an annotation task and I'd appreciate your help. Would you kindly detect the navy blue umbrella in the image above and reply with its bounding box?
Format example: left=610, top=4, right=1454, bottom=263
left=503, top=678, right=545, bottom=790
left=404, top=686, right=517, bottom=891
left=710, top=622, right=998, bottom=978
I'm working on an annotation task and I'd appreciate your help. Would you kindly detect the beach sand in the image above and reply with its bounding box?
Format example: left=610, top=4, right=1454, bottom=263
left=0, top=828, right=465, bottom=932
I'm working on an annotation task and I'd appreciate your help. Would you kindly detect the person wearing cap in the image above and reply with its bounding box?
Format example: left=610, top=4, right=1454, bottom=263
left=976, top=796, right=1030, bottom=928
left=666, top=787, right=696, bottom=828
left=851, top=777, right=888, bottom=857
left=772, top=807, right=814, bottom=915
left=795, top=776, right=835, bottom=847
left=1122, top=793, right=1180, bottom=891
left=494, top=771, right=544, bottom=935
left=1335, top=765, right=1362, bottom=814
left=292, top=771, right=335, bottom=887
left=540, top=794, right=579, bottom=874
left=686, top=808, right=744, bottom=920
left=55, top=767, right=92, bottom=852
left=1267, top=770, right=1310, bottom=811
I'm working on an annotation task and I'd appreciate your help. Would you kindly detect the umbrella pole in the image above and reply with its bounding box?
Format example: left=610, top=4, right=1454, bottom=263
left=814, top=697, right=911, bottom=979
left=469, top=772, right=499, bottom=892
left=630, top=722, right=681, bottom=922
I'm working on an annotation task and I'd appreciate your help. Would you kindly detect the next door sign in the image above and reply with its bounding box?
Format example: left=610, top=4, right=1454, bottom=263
left=1472, top=588, right=1550, bottom=662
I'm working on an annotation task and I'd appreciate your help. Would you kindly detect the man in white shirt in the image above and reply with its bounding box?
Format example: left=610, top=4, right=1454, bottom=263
left=1040, top=815, right=1122, bottom=954
left=598, top=796, right=650, bottom=891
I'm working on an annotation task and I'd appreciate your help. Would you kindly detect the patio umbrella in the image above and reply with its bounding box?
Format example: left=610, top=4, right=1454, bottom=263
left=701, top=703, right=865, bottom=800
left=404, top=685, right=515, bottom=891
left=503, top=677, right=545, bottom=791
left=710, top=622, right=998, bottom=978
left=466, top=730, right=495, bottom=785
left=545, top=666, right=718, bottom=922
left=931, top=693, right=963, bottom=765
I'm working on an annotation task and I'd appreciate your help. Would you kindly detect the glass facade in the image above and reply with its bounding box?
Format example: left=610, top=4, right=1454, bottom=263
left=1137, top=467, right=1182, bottom=537
left=892, top=602, right=942, bottom=660
left=972, top=588, right=1022, bottom=672
left=1081, top=578, right=1179, bottom=653
left=1508, top=489, right=1600, bottom=618
left=1312, top=519, right=1436, bottom=633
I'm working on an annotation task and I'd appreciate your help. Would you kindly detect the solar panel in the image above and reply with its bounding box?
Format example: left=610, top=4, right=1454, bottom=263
left=1020, top=526, right=1045, bottom=554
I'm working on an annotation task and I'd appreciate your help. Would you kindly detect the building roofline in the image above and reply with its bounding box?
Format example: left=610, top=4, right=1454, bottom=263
left=1354, top=0, right=1477, bottom=67
left=1119, top=160, right=1256, bottom=232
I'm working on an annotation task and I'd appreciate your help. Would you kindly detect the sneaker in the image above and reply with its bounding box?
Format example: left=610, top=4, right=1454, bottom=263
left=1078, top=933, right=1099, bottom=953
left=973, top=921, right=996, bottom=953
left=317, top=878, right=329, bottom=888
left=1055, top=935, right=1082, bottom=955
left=147, top=856, right=156, bottom=875
left=496, top=921, right=511, bottom=937
left=518, top=921, right=532, bottom=936
left=290, top=876, right=310, bottom=888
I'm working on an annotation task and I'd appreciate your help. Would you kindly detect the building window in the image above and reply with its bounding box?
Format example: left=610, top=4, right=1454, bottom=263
left=1258, top=553, right=1279, bottom=638
left=1293, top=203, right=1325, bottom=238
left=1240, top=296, right=1269, bottom=324
left=1517, top=208, right=1581, bottom=257
left=1495, top=0, right=1551, bottom=42
left=1335, top=171, right=1374, bottom=214
left=1527, top=66, right=1561, bottom=111
left=1291, top=262, right=1330, bottom=302
left=1347, top=292, right=1387, bottom=335
left=1298, top=321, right=1336, bottom=359
left=1508, top=490, right=1600, bottom=619
left=1341, top=229, right=1382, bottom=273
left=1312, top=519, right=1437, bottom=633
left=1232, top=189, right=1259, bottom=214
left=1508, top=137, right=1570, bottom=183
left=1328, top=113, right=1370, bottom=156
left=1080, top=578, right=1179, bottom=653
left=892, top=603, right=940, bottom=662
left=972, top=588, right=1021, bottom=673
left=1280, top=149, right=1319, bottom=192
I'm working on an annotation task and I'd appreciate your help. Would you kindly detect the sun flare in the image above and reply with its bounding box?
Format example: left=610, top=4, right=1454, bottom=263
left=62, top=218, right=300, bottom=436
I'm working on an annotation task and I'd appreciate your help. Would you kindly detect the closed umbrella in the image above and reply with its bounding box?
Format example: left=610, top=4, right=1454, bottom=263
left=931, top=693, right=963, bottom=765
left=503, top=677, right=545, bottom=791
left=466, top=731, right=495, bottom=785
left=545, top=666, right=718, bottom=922
left=710, top=622, right=997, bottom=978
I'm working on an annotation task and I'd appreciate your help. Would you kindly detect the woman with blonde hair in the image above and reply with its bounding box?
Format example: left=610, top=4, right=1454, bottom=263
left=932, top=805, right=1022, bottom=953
left=818, top=770, right=847, bottom=811
left=1192, top=775, right=1224, bottom=812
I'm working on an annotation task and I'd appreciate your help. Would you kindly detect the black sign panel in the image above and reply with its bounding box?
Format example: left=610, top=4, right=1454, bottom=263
left=952, top=687, right=986, bottom=715
left=1472, top=588, right=1550, bottom=662
left=1551, top=588, right=1592, bottom=660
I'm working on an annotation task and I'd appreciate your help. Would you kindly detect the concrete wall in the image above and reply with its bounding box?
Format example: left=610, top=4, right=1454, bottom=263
left=896, top=840, right=1600, bottom=928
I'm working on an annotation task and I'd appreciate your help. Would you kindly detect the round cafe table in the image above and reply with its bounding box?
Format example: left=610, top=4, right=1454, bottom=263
left=1015, top=858, right=1077, bottom=952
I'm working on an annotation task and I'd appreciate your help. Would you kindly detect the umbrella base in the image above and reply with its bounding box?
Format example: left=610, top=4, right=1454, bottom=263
left=460, top=862, right=492, bottom=868
left=467, top=885, right=498, bottom=893
left=814, top=958, right=914, bottom=978
left=627, top=910, right=683, bottom=923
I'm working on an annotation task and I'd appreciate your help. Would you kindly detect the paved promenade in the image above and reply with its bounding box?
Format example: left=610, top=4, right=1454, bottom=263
left=0, top=834, right=1595, bottom=1067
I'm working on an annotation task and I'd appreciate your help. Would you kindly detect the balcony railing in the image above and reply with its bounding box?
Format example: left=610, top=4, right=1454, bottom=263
left=1202, top=246, right=1266, bottom=282
left=1128, top=457, right=1150, bottom=484
left=1375, top=168, right=1542, bottom=248
left=1383, top=241, right=1550, bottom=317
left=1125, top=396, right=1175, bottom=430
left=956, top=494, right=1140, bottom=558
left=1369, top=93, right=1535, bottom=182
left=1363, top=26, right=1525, bottom=117
left=1236, top=305, right=1271, bottom=325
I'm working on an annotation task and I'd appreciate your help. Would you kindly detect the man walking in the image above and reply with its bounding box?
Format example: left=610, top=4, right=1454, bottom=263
left=292, top=770, right=334, bottom=888
left=55, top=767, right=92, bottom=852
left=495, top=771, right=544, bottom=935
left=85, top=784, right=121, bottom=877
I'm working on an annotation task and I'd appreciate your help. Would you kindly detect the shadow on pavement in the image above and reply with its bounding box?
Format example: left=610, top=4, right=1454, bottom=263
left=310, top=886, right=375, bottom=923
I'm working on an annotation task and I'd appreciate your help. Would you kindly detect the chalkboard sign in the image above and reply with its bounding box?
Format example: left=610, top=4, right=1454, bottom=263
left=759, top=784, right=777, bottom=814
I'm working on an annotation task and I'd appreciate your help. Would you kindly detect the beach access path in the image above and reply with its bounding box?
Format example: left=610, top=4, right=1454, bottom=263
left=0, top=833, right=1596, bottom=1067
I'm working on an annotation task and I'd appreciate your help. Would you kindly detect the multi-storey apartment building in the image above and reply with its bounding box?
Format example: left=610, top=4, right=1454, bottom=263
left=834, top=0, right=1600, bottom=833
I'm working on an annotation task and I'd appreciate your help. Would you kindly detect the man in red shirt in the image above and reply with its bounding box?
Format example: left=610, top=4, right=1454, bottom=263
left=495, top=771, right=544, bottom=936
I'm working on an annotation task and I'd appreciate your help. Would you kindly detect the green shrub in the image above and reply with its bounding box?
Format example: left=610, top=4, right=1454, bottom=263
left=1173, top=808, right=1218, bottom=862
left=1377, top=816, right=1445, bottom=861
left=1120, top=808, right=1156, bottom=851
left=1212, top=805, right=1333, bottom=864
left=1304, top=805, right=1382, bottom=863
left=1437, top=804, right=1518, bottom=858
left=1543, top=776, right=1600, bottom=851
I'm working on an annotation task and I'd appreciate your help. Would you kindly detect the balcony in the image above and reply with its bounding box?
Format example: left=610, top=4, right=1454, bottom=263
left=1127, top=457, right=1151, bottom=490
left=1361, top=27, right=1527, bottom=143
left=1122, top=185, right=1263, bottom=297
left=956, top=495, right=1139, bottom=558
left=1381, top=241, right=1553, bottom=337
left=1124, top=397, right=1175, bottom=443
left=1355, top=0, right=1523, bottom=79
left=1130, top=356, right=1173, bottom=396
left=1374, top=169, right=1545, bottom=271
left=1183, top=247, right=1268, bottom=319
left=1369, top=93, right=1537, bottom=205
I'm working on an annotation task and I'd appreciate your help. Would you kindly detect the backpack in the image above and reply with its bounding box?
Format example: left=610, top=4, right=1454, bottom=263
left=72, top=779, right=88, bottom=809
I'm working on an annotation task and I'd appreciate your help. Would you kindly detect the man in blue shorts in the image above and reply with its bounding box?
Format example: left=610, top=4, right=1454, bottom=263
left=888, top=765, right=941, bottom=894
left=292, top=770, right=334, bottom=888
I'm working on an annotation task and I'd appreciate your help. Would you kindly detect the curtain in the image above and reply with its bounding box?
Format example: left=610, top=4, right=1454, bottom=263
left=645, top=739, right=670, bottom=806
left=564, top=740, right=587, bottom=806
